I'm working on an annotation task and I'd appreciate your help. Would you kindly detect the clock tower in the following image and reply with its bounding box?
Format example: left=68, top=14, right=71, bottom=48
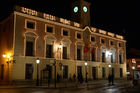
left=71, top=0, right=91, bottom=28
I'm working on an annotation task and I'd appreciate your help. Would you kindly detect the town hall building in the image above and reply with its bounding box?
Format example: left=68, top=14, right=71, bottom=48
left=0, top=0, right=126, bottom=84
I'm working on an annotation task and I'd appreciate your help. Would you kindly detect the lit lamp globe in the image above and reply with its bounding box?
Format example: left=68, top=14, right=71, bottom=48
left=85, top=62, right=87, bottom=66
left=132, top=66, right=135, bottom=70
left=36, top=58, right=40, bottom=64
left=3, top=54, right=6, bottom=58
left=108, top=64, right=111, bottom=68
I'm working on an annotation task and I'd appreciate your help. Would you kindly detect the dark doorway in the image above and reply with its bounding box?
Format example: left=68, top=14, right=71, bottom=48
left=63, top=65, right=68, bottom=79
left=92, top=67, right=96, bottom=79
left=102, top=67, right=105, bottom=78
left=25, top=64, right=33, bottom=80
left=77, top=66, right=82, bottom=76
left=0, top=64, right=4, bottom=80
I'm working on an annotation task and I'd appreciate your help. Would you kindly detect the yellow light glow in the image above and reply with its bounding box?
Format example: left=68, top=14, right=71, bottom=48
left=3, top=54, right=6, bottom=58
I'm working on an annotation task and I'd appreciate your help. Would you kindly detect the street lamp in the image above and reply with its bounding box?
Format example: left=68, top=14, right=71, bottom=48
left=2, top=54, right=11, bottom=84
left=85, top=62, right=88, bottom=83
left=132, top=66, right=135, bottom=79
left=108, top=64, right=111, bottom=75
left=3, top=54, right=6, bottom=58
left=36, top=58, right=40, bottom=86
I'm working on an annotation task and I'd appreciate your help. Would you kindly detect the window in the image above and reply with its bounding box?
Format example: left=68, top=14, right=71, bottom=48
left=119, top=54, right=123, bottom=64
left=120, top=68, right=123, bottom=78
left=91, top=48, right=95, bottom=61
left=26, top=20, right=35, bottom=29
left=26, top=41, right=34, bottom=56
left=0, top=64, right=4, bottom=80
left=110, top=41, right=114, bottom=46
left=25, top=64, right=33, bottom=80
left=77, top=33, right=82, bottom=39
left=77, top=48, right=81, bottom=60
left=46, top=44, right=53, bottom=58
left=25, top=33, right=36, bottom=57
left=101, top=39, right=105, bottom=44
left=102, top=52, right=106, bottom=62
left=63, top=47, right=67, bottom=59
left=46, top=26, right=53, bottom=33
left=102, top=67, right=105, bottom=78
left=63, top=30, right=69, bottom=36
left=111, top=54, right=114, bottom=63
left=118, top=42, right=122, bottom=47
left=63, top=65, right=68, bottom=79
left=91, top=36, right=95, bottom=42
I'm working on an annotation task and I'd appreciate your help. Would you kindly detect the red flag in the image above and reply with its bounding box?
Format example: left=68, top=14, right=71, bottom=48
left=91, top=48, right=94, bottom=54
left=84, top=44, right=89, bottom=53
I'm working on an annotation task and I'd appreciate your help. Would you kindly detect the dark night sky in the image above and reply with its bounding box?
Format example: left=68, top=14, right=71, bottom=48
left=0, top=0, right=140, bottom=50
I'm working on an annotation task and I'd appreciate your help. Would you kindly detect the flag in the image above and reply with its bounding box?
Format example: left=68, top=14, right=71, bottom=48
left=84, top=44, right=89, bottom=53
left=91, top=48, right=94, bottom=54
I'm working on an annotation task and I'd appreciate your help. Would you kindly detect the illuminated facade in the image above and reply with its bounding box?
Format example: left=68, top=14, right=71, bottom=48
left=0, top=0, right=126, bottom=84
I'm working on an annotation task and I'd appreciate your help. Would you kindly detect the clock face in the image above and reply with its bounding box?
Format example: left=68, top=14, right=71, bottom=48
left=83, top=6, right=88, bottom=12
left=74, top=6, right=78, bottom=13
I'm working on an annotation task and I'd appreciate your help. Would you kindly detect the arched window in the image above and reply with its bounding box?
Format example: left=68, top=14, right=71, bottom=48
left=76, top=42, right=84, bottom=60
left=101, top=47, right=106, bottom=62
left=110, top=48, right=116, bottom=63
left=90, top=47, right=96, bottom=62
left=44, top=35, right=56, bottom=58
left=119, top=50, right=123, bottom=64
left=24, top=32, right=37, bottom=56
left=62, top=38, right=71, bottom=59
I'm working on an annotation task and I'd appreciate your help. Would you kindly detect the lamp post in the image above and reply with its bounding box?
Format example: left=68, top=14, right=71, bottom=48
left=132, top=66, right=135, bottom=79
left=36, top=58, right=40, bottom=86
left=85, top=62, right=88, bottom=83
left=108, top=64, right=111, bottom=75
left=2, top=54, right=11, bottom=84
